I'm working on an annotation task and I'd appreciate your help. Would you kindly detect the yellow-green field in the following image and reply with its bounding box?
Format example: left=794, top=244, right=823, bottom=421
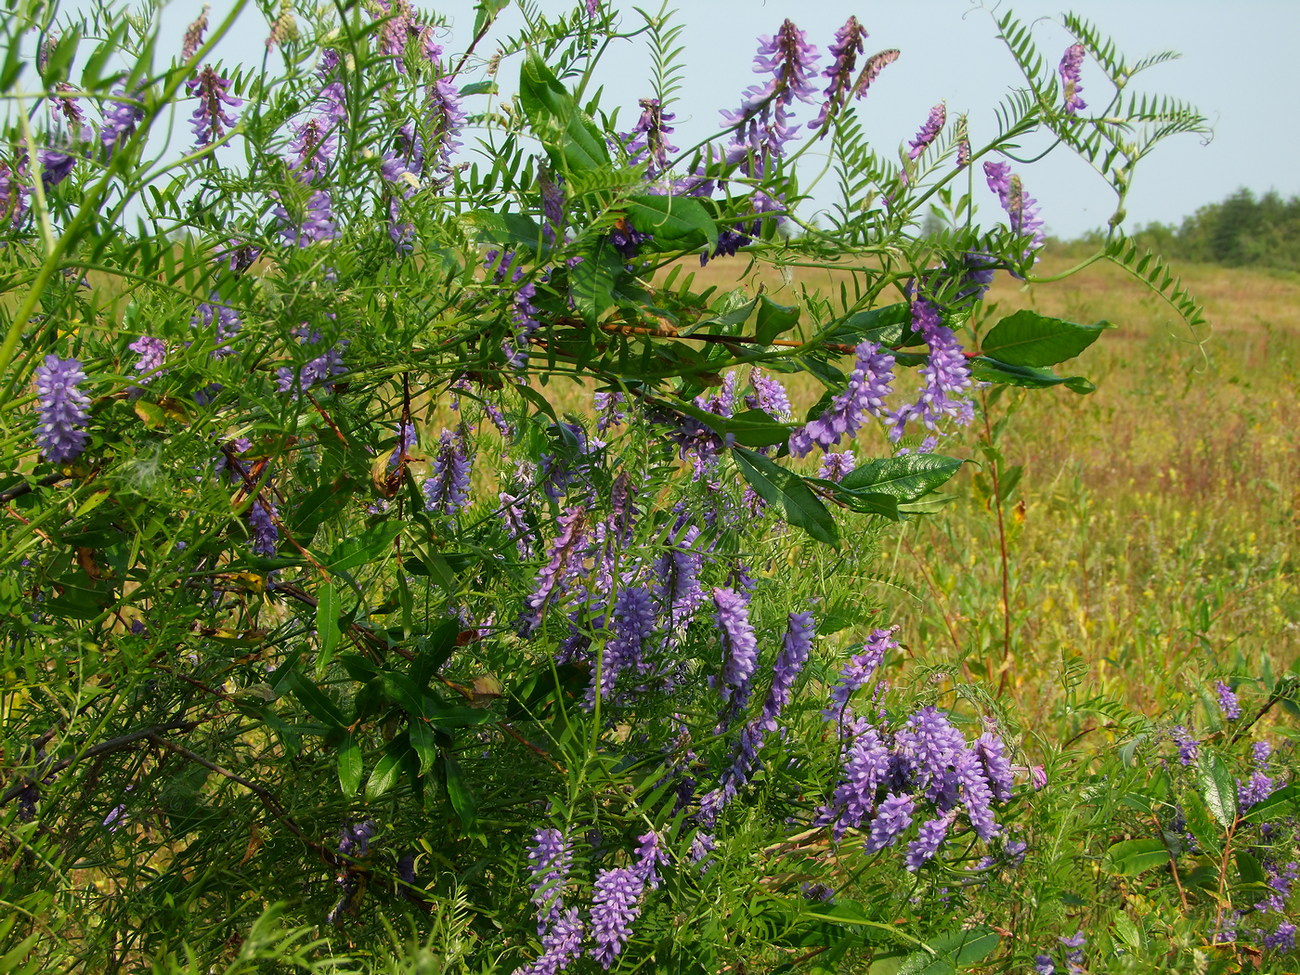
left=671, top=253, right=1299, bottom=727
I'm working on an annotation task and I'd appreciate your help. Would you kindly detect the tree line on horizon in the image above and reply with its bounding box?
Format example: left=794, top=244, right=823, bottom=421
left=1066, top=187, right=1300, bottom=273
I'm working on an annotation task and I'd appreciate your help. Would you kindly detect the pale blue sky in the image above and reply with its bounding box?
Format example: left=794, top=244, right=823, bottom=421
left=150, top=0, right=1298, bottom=238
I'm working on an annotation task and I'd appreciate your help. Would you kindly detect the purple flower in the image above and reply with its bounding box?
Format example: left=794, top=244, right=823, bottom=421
left=1171, top=725, right=1198, bottom=766
left=1264, top=922, right=1296, bottom=952
left=828, top=627, right=898, bottom=709
left=761, top=612, right=814, bottom=732
left=653, top=521, right=705, bottom=632
left=192, top=297, right=243, bottom=350
left=274, top=188, right=339, bottom=246
left=389, top=419, right=417, bottom=471
left=955, top=115, right=970, bottom=168
left=609, top=218, right=652, bottom=260
left=974, top=731, right=1015, bottom=803
left=810, top=16, right=867, bottom=133
left=540, top=169, right=566, bottom=245
left=588, top=866, right=645, bottom=969
left=634, top=830, right=669, bottom=890
left=817, top=451, right=856, bottom=482
left=823, top=726, right=891, bottom=837
left=182, top=6, right=209, bottom=60
left=1033, top=957, right=1056, bottom=975
left=338, top=820, right=375, bottom=858
left=789, top=340, right=895, bottom=456
left=519, top=507, right=587, bottom=636
left=906, top=810, right=954, bottom=870
left=621, top=98, right=678, bottom=178
left=1058, top=43, right=1087, bottom=115
left=720, top=21, right=820, bottom=176
left=592, top=585, right=656, bottom=703
left=955, top=748, right=1000, bottom=839
left=586, top=0, right=599, bottom=16
left=864, top=792, right=914, bottom=853
left=35, top=355, right=90, bottom=462
left=1215, top=680, right=1241, bottom=720
left=713, top=587, right=759, bottom=710
left=39, top=149, right=76, bottom=189
left=128, top=335, right=166, bottom=384
left=425, top=78, right=465, bottom=172
left=423, top=428, right=472, bottom=515
left=526, top=827, right=573, bottom=931
left=894, top=706, right=966, bottom=802
left=248, top=495, right=279, bottom=556
left=516, top=907, right=585, bottom=975
left=747, top=369, right=792, bottom=420
left=887, top=298, right=972, bottom=442
left=186, top=65, right=242, bottom=148
left=984, top=161, right=1045, bottom=264
left=907, top=102, right=946, bottom=160
left=100, top=85, right=145, bottom=157
left=276, top=327, right=347, bottom=394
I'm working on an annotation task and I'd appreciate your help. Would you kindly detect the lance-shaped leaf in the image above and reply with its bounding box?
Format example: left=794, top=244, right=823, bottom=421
left=839, top=454, right=966, bottom=501
left=969, top=356, right=1096, bottom=394
left=519, top=51, right=609, bottom=174
left=733, top=446, right=838, bottom=546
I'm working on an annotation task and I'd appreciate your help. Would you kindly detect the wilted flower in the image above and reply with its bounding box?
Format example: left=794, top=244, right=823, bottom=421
left=851, top=48, right=900, bottom=98
left=1058, top=43, right=1087, bottom=115
left=907, top=102, right=946, bottom=160
left=810, top=16, right=867, bottom=133
left=35, top=355, right=90, bottom=462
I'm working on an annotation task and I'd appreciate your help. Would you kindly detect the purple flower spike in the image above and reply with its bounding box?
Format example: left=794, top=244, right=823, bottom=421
left=789, top=340, right=895, bottom=457
left=907, top=102, right=946, bottom=160
left=810, top=16, right=867, bottom=133
left=864, top=792, right=914, bottom=853
left=516, top=906, right=585, bottom=975
left=984, top=161, right=1045, bottom=264
left=609, top=218, right=652, bottom=260
left=828, top=626, right=898, bottom=709
left=100, top=85, right=145, bottom=157
left=907, top=810, right=954, bottom=870
left=1215, top=680, right=1241, bottom=720
left=519, top=507, right=587, bottom=636
left=186, top=65, right=242, bottom=148
left=248, top=495, right=279, bottom=557
left=713, top=587, right=759, bottom=710
left=35, top=355, right=90, bottom=462
left=129, top=335, right=166, bottom=384
left=588, top=866, right=645, bottom=969
left=526, top=827, right=573, bottom=931
left=1058, top=43, right=1087, bottom=115
left=1171, top=725, right=1198, bottom=766
left=887, top=298, right=973, bottom=442
left=622, top=98, right=678, bottom=178
left=423, top=428, right=471, bottom=515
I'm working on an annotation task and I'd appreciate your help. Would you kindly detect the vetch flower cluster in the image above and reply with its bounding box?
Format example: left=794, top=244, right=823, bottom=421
left=35, top=355, right=90, bottom=463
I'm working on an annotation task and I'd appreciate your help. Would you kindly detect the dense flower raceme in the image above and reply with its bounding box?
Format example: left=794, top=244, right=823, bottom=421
left=817, top=630, right=1016, bottom=869
left=887, top=297, right=974, bottom=442
left=34, top=355, right=90, bottom=463
left=789, top=340, right=895, bottom=457
left=100, top=85, right=145, bottom=157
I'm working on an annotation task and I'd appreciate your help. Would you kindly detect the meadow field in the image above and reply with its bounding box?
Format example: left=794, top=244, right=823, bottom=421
left=674, top=251, right=1299, bottom=733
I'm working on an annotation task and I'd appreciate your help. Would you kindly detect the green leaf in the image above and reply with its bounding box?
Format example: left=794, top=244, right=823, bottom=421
left=570, top=239, right=623, bottom=326
left=326, top=522, right=402, bottom=574
left=440, top=753, right=477, bottom=827
left=897, top=926, right=999, bottom=975
left=1104, top=838, right=1169, bottom=877
left=1198, top=752, right=1238, bottom=828
left=315, top=582, right=341, bottom=677
left=519, top=51, right=609, bottom=174
left=409, top=720, right=438, bottom=777
left=366, top=733, right=412, bottom=801
left=472, top=0, right=510, bottom=37
left=980, top=310, right=1110, bottom=366
left=626, top=194, right=717, bottom=249
left=289, top=475, right=356, bottom=538
left=754, top=297, right=800, bottom=345
left=459, top=79, right=497, bottom=96
left=281, top=668, right=348, bottom=729
left=822, top=302, right=913, bottom=348
left=733, top=447, right=838, bottom=546
left=969, top=356, right=1096, bottom=394
left=337, top=733, right=363, bottom=797
left=839, top=454, right=965, bottom=501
